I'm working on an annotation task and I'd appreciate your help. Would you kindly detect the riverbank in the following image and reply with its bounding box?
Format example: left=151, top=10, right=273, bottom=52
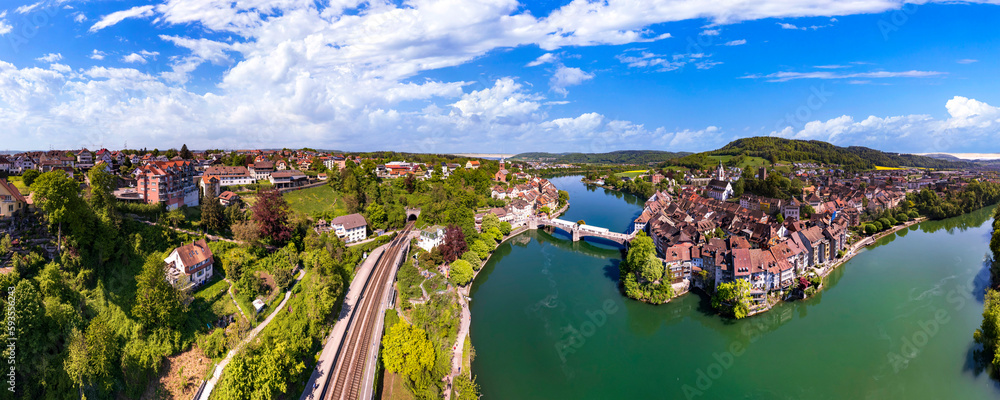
left=443, top=202, right=569, bottom=399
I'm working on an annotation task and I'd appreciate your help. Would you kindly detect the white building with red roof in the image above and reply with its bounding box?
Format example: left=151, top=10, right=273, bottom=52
left=164, top=239, right=215, bottom=288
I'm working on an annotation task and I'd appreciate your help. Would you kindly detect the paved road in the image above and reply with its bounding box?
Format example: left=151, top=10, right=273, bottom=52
left=198, top=269, right=306, bottom=400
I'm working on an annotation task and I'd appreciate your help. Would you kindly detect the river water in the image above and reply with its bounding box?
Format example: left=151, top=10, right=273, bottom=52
left=470, top=175, right=1000, bottom=399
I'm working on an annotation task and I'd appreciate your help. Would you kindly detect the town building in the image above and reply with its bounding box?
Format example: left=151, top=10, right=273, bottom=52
left=164, top=239, right=215, bottom=289
left=418, top=225, right=446, bottom=251
left=203, top=166, right=255, bottom=187
left=0, top=178, right=27, bottom=218
left=134, top=160, right=199, bottom=210
left=327, top=213, right=368, bottom=243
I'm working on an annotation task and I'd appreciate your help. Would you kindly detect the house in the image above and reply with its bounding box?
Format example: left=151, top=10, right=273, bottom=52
left=782, top=198, right=801, bottom=221
left=466, top=160, right=480, bottom=169
left=201, top=175, right=221, bottom=199
left=328, top=213, right=368, bottom=243
left=204, top=166, right=254, bottom=187
left=0, top=178, right=27, bottom=218
left=76, top=149, right=94, bottom=168
left=248, top=161, right=275, bottom=181
left=318, top=172, right=328, bottom=181
left=269, top=170, right=308, bottom=189
left=418, top=225, right=445, bottom=251
left=164, top=239, right=215, bottom=289
left=705, top=162, right=732, bottom=201
left=0, top=157, right=10, bottom=173
left=219, top=191, right=240, bottom=207
left=323, top=156, right=346, bottom=171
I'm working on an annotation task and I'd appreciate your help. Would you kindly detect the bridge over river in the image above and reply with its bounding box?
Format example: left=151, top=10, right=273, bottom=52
left=527, top=217, right=635, bottom=245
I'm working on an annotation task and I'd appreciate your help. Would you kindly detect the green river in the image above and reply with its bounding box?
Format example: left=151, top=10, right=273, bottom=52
left=470, top=176, right=999, bottom=399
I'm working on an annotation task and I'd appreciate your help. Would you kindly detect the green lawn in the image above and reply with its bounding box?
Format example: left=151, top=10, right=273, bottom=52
left=5, top=176, right=29, bottom=193
left=282, top=185, right=347, bottom=217
left=613, top=170, right=647, bottom=179
left=184, top=276, right=237, bottom=338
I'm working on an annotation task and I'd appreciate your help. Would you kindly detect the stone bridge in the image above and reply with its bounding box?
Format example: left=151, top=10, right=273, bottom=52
left=527, top=217, right=635, bottom=245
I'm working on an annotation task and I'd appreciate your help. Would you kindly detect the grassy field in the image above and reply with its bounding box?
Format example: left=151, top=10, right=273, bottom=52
left=380, top=372, right=416, bottom=400
left=5, top=176, right=29, bottom=193
left=613, top=170, right=647, bottom=179
left=282, top=185, right=347, bottom=217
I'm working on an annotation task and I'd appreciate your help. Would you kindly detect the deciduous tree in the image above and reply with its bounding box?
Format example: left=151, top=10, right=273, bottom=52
left=252, top=189, right=292, bottom=244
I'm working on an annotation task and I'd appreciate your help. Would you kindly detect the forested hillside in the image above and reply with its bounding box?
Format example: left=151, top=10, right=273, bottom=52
left=706, top=137, right=972, bottom=170
left=512, top=150, right=690, bottom=165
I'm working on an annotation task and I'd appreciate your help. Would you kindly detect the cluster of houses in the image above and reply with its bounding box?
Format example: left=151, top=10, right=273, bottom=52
left=635, top=189, right=852, bottom=312
left=485, top=176, right=561, bottom=226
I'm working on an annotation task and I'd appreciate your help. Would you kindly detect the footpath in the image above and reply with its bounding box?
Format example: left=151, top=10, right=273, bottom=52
left=198, top=269, right=306, bottom=400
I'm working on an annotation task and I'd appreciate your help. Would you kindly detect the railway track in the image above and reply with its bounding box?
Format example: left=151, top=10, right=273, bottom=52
left=324, top=222, right=413, bottom=400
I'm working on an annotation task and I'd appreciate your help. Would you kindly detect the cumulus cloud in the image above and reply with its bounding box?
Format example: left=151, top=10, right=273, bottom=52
left=771, top=96, right=1000, bottom=152
left=36, top=53, right=63, bottom=63
left=0, top=12, right=11, bottom=35
left=2, top=0, right=1000, bottom=152
left=551, top=66, right=594, bottom=96
left=90, top=5, right=155, bottom=32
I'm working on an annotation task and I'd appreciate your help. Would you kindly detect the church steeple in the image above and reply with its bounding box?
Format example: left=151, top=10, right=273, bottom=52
left=717, top=161, right=725, bottom=180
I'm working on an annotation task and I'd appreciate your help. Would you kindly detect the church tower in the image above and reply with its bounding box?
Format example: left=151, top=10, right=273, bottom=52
left=717, top=161, right=725, bottom=180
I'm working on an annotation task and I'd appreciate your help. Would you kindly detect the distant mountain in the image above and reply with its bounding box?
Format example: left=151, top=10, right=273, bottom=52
left=920, top=153, right=964, bottom=161
left=511, top=150, right=691, bottom=165
left=668, top=137, right=973, bottom=171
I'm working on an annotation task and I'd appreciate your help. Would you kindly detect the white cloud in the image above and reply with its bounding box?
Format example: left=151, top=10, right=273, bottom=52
left=3, top=0, right=1000, bottom=152
left=771, top=96, right=1000, bottom=152
left=701, top=29, right=720, bottom=36
left=778, top=22, right=801, bottom=30
left=16, top=2, right=43, bottom=14
left=957, top=59, right=978, bottom=64
left=74, top=13, right=87, bottom=23
left=90, top=5, right=155, bottom=32
left=551, top=66, right=594, bottom=96
left=122, top=52, right=161, bottom=64
left=814, top=65, right=848, bottom=69
left=0, top=11, right=11, bottom=35
left=526, top=53, right=557, bottom=67
left=724, top=39, right=746, bottom=46
left=617, top=51, right=720, bottom=72
left=36, top=53, right=63, bottom=63
left=744, top=70, right=945, bottom=82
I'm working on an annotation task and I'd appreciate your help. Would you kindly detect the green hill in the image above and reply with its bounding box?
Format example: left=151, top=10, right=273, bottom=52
left=511, top=150, right=691, bottom=165
left=670, top=137, right=972, bottom=171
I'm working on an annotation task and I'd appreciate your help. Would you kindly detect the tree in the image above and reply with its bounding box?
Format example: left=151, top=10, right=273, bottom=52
left=22, top=169, right=40, bottom=187
left=975, top=289, right=1000, bottom=371
left=500, top=221, right=512, bottom=235
left=558, top=190, right=569, bottom=208
left=449, top=259, right=474, bottom=286
left=165, top=208, right=185, bottom=227
left=461, top=251, right=481, bottom=270
left=232, top=220, right=260, bottom=244
left=252, top=189, right=292, bottom=244
left=201, top=194, right=226, bottom=232
left=481, top=213, right=501, bottom=234
left=180, top=144, right=193, bottom=159
left=712, top=279, right=752, bottom=319
left=776, top=213, right=785, bottom=224
left=133, top=253, right=184, bottom=330
left=439, top=224, right=467, bottom=263
left=800, top=204, right=816, bottom=217
left=453, top=373, right=481, bottom=400
left=470, top=239, right=491, bottom=260
left=638, top=252, right=664, bottom=283
left=87, top=165, right=117, bottom=214
left=30, top=170, right=88, bottom=238
left=365, top=202, right=387, bottom=229
left=486, top=226, right=503, bottom=243
left=381, top=322, right=436, bottom=385
left=577, top=220, right=586, bottom=225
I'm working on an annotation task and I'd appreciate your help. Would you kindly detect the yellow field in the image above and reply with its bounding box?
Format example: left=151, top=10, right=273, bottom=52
left=875, top=166, right=904, bottom=170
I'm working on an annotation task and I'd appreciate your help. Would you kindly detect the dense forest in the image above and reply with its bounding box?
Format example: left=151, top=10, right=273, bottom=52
left=704, top=137, right=973, bottom=171
left=513, top=150, right=690, bottom=165
left=907, top=180, right=1000, bottom=220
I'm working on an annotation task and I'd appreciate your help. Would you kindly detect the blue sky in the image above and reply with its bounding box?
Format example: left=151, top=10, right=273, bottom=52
left=0, top=0, right=998, bottom=154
